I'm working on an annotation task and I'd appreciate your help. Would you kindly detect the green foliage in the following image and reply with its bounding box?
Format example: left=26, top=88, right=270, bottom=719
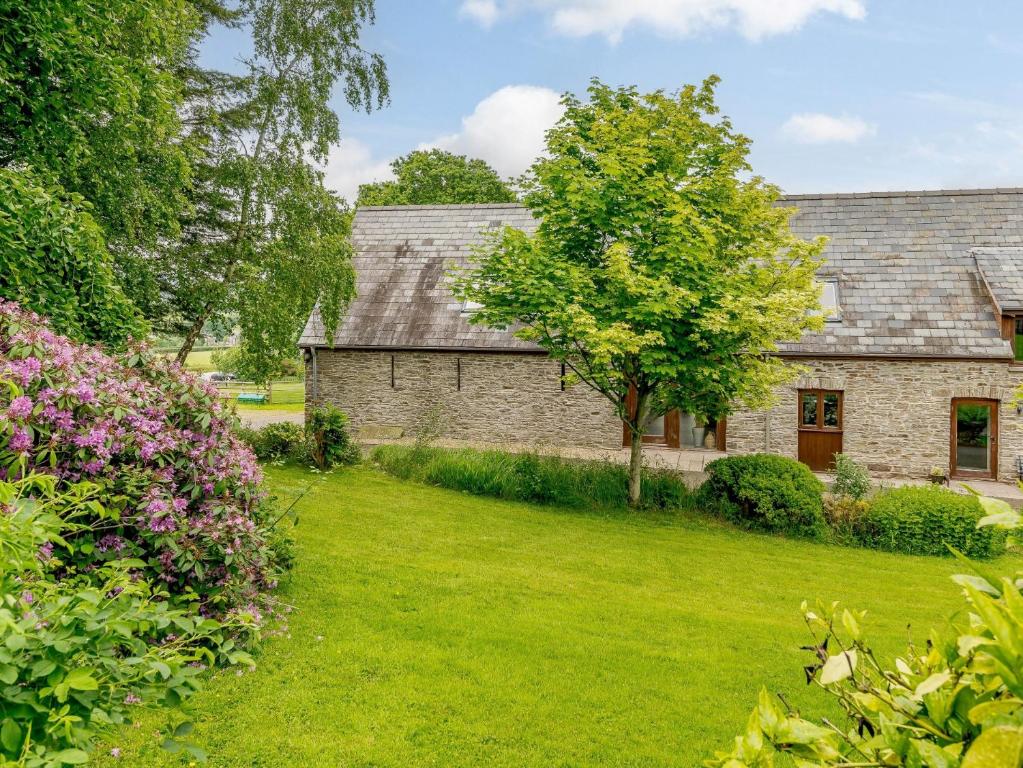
left=307, top=406, right=360, bottom=469
left=0, top=0, right=195, bottom=251
left=0, top=168, right=146, bottom=346
left=357, top=149, right=517, bottom=206
left=831, top=453, right=870, bottom=501
left=156, top=0, right=389, bottom=376
left=452, top=77, right=825, bottom=504
left=700, top=454, right=827, bottom=539
left=0, top=474, right=252, bottom=765
left=237, top=422, right=307, bottom=462
left=854, top=485, right=1004, bottom=558
left=371, top=444, right=694, bottom=511
left=822, top=493, right=870, bottom=545
left=709, top=484, right=1023, bottom=768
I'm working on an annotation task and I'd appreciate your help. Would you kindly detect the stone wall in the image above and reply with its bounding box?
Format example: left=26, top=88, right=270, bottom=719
left=726, top=358, right=1023, bottom=480
left=309, top=350, right=1023, bottom=480
left=307, top=349, right=622, bottom=449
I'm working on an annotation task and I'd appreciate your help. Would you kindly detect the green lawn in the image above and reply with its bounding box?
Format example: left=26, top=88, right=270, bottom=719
left=95, top=467, right=1020, bottom=767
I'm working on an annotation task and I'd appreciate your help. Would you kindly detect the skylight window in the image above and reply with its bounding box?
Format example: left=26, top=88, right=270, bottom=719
left=819, top=280, right=841, bottom=322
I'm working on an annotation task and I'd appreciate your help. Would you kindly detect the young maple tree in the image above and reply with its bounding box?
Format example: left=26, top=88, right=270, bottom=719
left=454, top=77, right=826, bottom=506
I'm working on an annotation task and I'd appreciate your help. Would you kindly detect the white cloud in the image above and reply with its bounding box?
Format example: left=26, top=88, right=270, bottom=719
left=424, top=85, right=564, bottom=178
left=320, top=137, right=393, bottom=202
left=781, top=113, right=876, bottom=144
left=459, top=0, right=866, bottom=42
left=460, top=0, right=500, bottom=27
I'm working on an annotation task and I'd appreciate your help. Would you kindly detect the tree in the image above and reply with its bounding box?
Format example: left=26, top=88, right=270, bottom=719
left=0, top=168, right=146, bottom=345
left=453, top=77, right=826, bottom=506
left=0, top=0, right=198, bottom=251
left=149, top=0, right=388, bottom=376
left=357, top=149, right=517, bottom=206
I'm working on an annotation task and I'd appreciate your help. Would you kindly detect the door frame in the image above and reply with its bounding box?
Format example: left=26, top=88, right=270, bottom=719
left=950, top=397, right=998, bottom=480
left=621, top=387, right=725, bottom=450
left=796, top=389, right=844, bottom=471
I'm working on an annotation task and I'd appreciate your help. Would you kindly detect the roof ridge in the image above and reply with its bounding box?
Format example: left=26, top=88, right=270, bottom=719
left=781, top=187, right=1023, bottom=201
left=356, top=202, right=528, bottom=212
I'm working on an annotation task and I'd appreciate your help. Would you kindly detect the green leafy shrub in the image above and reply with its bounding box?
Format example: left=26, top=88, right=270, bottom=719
left=709, top=493, right=1023, bottom=768
left=307, top=405, right=360, bottom=469
left=831, top=453, right=870, bottom=500
left=371, top=444, right=693, bottom=511
left=853, top=485, right=1004, bottom=558
left=699, top=454, right=827, bottom=539
left=240, top=421, right=307, bottom=462
left=0, top=475, right=254, bottom=765
left=822, top=493, right=870, bottom=544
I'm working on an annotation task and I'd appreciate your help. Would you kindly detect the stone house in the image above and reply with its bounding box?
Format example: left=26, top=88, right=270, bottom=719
left=300, top=188, right=1023, bottom=481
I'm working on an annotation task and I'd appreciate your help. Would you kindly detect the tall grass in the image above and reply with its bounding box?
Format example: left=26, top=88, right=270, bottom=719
left=370, top=444, right=695, bottom=511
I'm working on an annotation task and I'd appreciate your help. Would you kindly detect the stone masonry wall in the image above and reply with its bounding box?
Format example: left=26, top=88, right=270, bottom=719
left=726, top=358, right=1023, bottom=480
left=307, top=349, right=623, bottom=449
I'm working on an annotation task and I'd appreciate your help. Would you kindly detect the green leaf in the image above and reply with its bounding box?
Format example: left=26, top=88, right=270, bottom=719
left=63, top=668, right=98, bottom=691
left=174, top=721, right=194, bottom=738
left=818, top=650, right=857, bottom=685
left=49, top=749, right=89, bottom=764
left=1, top=718, right=22, bottom=752
left=961, top=726, right=1023, bottom=768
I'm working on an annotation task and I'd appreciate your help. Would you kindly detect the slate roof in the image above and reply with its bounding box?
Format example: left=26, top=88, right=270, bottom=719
left=300, top=189, right=1023, bottom=359
left=974, top=247, right=1023, bottom=313
left=299, top=204, right=540, bottom=351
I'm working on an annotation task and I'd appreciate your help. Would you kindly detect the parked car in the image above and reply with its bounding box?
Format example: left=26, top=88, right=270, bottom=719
left=200, top=371, right=237, bottom=382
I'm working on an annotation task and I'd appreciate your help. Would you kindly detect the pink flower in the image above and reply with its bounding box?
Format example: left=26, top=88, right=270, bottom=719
left=8, top=426, right=31, bottom=452
left=7, top=395, right=33, bottom=420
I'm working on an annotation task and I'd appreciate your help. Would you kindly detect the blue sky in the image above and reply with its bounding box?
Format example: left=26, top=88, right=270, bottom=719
left=203, top=1, right=1023, bottom=202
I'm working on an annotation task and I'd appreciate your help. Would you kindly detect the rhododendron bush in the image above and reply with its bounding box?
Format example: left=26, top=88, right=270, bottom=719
left=0, top=301, right=289, bottom=616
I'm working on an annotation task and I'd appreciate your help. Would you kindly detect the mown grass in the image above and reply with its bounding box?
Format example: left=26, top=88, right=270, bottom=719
left=94, top=466, right=1021, bottom=767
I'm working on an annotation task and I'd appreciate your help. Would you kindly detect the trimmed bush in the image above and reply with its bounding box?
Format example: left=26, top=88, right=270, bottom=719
left=239, top=421, right=307, bottom=462
left=371, top=444, right=694, bottom=511
left=853, top=485, right=1004, bottom=558
left=699, top=454, right=827, bottom=539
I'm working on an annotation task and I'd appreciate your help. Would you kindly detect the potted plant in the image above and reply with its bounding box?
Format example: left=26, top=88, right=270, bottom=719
left=928, top=466, right=948, bottom=485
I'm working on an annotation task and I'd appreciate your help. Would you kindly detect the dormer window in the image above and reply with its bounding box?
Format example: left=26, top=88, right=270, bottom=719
left=819, top=280, right=841, bottom=322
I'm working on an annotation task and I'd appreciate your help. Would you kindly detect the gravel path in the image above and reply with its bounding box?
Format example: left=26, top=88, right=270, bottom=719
left=238, top=409, right=304, bottom=429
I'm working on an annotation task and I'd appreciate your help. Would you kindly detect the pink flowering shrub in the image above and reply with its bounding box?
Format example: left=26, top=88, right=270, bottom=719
left=0, top=301, right=289, bottom=616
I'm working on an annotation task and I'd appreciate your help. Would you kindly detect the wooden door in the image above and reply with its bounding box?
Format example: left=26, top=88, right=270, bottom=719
left=622, top=387, right=681, bottom=448
left=797, top=389, right=843, bottom=472
left=950, top=398, right=998, bottom=479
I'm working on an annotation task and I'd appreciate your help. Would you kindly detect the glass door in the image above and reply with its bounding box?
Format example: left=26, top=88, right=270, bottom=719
left=952, top=399, right=998, bottom=478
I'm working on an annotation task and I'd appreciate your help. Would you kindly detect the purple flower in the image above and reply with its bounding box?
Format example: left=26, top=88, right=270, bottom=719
left=7, top=395, right=33, bottom=420
left=21, top=590, right=34, bottom=605
left=8, top=426, right=31, bottom=452
left=123, top=693, right=142, bottom=705
left=148, top=515, right=176, bottom=533
left=37, top=542, right=53, bottom=562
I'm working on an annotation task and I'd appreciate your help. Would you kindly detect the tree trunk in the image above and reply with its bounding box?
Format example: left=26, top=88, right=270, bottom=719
left=176, top=304, right=213, bottom=364
left=628, top=431, right=644, bottom=507
left=627, top=390, right=650, bottom=507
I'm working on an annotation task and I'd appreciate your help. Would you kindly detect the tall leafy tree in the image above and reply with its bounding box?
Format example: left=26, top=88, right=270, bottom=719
left=0, top=169, right=146, bottom=345
left=150, top=0, right=389, bottom=375
left=0, top=0, right=198, bottom=250
left=454, top=78, right=826, bottom=506
left=357, top=149, right=516, bottom=206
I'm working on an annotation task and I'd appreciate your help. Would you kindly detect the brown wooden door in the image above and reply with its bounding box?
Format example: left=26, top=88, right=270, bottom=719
left=622, top=387, right=681, bottom=448
left=951, top=398, right=998, bottom=479
left=797, top=389, right=843, bottom=471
